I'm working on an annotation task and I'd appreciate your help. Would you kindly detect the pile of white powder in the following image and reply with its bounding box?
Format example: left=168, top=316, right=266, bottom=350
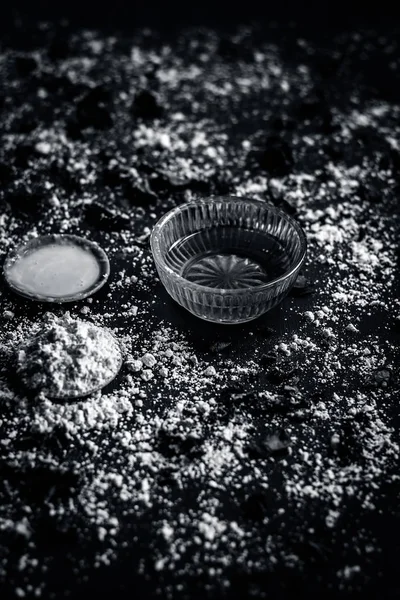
left=16, top=313, right=122, bottom=399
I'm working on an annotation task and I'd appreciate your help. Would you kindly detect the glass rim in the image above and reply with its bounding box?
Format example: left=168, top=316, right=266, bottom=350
left=150, top=196, right=307, bottom=295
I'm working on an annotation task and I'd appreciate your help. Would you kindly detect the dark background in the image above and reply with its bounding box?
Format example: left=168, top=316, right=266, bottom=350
left=0, top=3, right=399, bottom=600
left=1, top=0, right=400, bottom=32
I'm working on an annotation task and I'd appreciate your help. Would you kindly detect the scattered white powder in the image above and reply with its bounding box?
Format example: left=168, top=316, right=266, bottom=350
left=0, top=23, right=398, bottom=600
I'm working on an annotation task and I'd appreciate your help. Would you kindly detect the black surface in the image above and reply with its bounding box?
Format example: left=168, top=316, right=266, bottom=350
left=1, top=1, right=400, bottom=31
left=0, top=10, right=399, bottom=600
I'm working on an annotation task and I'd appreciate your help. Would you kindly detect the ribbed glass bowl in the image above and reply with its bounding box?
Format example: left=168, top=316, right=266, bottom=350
left=150, top=196, right=307, bottom=324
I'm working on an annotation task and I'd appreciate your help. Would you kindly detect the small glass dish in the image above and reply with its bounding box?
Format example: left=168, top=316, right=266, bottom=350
left=150, top=196, right=307, bottom=324
left=3, top=234, right=110, bottom=303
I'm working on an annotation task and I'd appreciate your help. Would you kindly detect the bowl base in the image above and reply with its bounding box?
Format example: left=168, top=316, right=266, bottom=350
left=169, top=227, right=291, bottom=290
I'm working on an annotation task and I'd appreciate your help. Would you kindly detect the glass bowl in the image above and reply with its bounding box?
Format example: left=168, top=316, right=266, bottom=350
left=150, top=196, right=307, bottom=324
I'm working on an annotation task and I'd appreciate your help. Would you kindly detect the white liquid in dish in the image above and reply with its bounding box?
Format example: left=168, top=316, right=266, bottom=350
left=7, top=243, right=101, bottom=297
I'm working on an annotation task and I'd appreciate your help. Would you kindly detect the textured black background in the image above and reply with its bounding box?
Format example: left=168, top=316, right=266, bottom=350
left=0, top=4, right=399, bottom=600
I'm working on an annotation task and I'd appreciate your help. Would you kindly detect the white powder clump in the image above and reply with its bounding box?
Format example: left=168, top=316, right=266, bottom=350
left=141, top=369, right=154, bottom=381
left=35, top=141, right=52, bottom=155
left=142, top=353, right=157, bottom=368
left=127, top=359, right=143, bottom=372
left=16, top=313, right=122, bottom=399
left=204, top=365, right=217, bottom=377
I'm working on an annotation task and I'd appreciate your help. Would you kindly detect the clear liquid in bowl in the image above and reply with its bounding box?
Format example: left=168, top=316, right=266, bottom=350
left=165, top=226, right=291, bottom=289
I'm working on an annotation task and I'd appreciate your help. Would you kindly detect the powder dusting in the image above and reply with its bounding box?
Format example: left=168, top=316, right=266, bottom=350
left=0, top=21, right=399, bottom=600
